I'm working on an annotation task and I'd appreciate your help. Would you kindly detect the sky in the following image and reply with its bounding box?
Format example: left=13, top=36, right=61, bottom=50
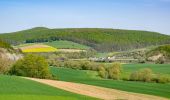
left=0, top=0, right=170, bottom=34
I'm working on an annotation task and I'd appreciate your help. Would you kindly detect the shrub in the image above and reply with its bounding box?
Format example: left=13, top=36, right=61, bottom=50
left=107, top=63, right=122, bottom=80
left=157, top=75, right=170, bottom=83
left=80, top=61, right=92, bottom=70
left=0, top=57, right=13, bottom=74
left=130, top=68, right=153, bottom=82
left=130, top=71, right=139, bottom=81
left=98, top=65, right=107, bottom=78
left=9, top=54, right=51, bottom=79
left=138, top=68, right=153, bottom=82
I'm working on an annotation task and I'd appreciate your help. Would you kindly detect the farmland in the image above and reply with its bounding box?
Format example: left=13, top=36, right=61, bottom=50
left=45, top=40, right=90, bottom=50
left=20, top=44, right=57, bottom=53
left=0, top=75, right=97, bottom=100
left=16, top=41, right=88, bottom=53
left=50, top=65, right=170, bottom=98
left=1, top=0, right=170, bottom=100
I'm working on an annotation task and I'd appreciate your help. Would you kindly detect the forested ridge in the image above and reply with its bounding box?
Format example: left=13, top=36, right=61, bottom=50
left=0, top=27, right=170, bottom=52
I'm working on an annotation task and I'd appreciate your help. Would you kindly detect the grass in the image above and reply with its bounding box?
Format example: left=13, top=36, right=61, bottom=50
left=50, top=65, right=170, bottom=98
left=45, top=40, right=90, bottom=49
left=0, top=75, right=98, bottom=100
left=122, top=64, right=170, bottom=78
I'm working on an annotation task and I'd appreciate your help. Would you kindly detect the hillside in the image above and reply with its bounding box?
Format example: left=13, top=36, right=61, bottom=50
left=0, top=27, right=170, bottom=52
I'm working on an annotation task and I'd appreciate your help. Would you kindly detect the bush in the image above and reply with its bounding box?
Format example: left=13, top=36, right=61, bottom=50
left=98, top=65, right=107, bottom=78
left=9, top=54, right=51, bottom=79
left=0, top=57, right=13, bottom=74
left=80, top=61, right=92, bottom=70
left=107, top=63, right=122, bottom=80
left=130, top=71, right=139, bottom=81
left=138, top=68, right=153, bottom=82
left=130, top=68, right=153, bottom=82
left=157, top=75, right=170, bottom=83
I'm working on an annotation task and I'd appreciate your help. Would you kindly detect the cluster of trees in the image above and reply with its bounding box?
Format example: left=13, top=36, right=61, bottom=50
left=1, top=27, right=170, bottom=52
left=9, top=54, right=51, bottom=79
left=52, top=60, right=100, bottom=71
left=130, top=68, right=170, bottom=83
left=98, top=63, right=122, bottom=80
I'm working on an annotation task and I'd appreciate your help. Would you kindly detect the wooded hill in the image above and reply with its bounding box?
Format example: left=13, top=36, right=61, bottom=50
left=0, top=27, right=170, bottom=52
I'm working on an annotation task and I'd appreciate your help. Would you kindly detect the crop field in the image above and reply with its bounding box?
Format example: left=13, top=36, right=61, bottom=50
left=0, top=75, right=97, bottom=100
left=122, top=64, right=170, bottom=77
left=45, top=40, right=90, bottom=50
left=50, top=66, right=170, bottom=99
left=20, top=44, right=57, bottom=53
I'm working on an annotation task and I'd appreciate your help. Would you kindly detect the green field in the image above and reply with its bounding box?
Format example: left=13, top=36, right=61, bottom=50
left=0, top=75, right=97, bottom=100
left=45, top=40, right=90, bottom=49
left=50, top=65, right=170, bottom=98
left=123, top=64, right=170, bottom=77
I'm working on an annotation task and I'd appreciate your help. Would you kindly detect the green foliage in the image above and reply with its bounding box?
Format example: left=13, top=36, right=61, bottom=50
left=154, top=75, right=170, bottom=83
left=129, top=71, right=139, bottom=81
left=98, top=65, right=107, bottom=78
left=1, top=27, right=170, bottom=52
left=0, top=75, right=97, bottom=100
left=130, top=68, right=153, bottom=82
left=9, top=54, right=51, bottom=79
left=0, top=57, right=13, bottom=74
left=107, top=63, right=122, bottom=80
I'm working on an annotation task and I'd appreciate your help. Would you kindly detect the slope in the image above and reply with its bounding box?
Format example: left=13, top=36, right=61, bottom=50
left=0, top=27, right=170, bottom=52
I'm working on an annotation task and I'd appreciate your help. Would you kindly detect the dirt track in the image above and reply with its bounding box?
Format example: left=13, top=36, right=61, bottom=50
left=24, top=77, right=168, bottom=100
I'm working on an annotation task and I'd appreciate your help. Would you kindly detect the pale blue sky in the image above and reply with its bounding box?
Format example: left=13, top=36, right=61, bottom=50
left=0, top=0, right=170, bottom=34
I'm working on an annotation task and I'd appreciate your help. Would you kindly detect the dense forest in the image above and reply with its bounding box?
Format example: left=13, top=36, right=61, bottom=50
left=0, top=27, right=170, bottom=52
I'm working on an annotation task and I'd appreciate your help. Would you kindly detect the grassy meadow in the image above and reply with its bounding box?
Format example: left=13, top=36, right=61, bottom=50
left=45, top=40, right=90, bottom=50
left=50, top=64, right=170, bottom=98
left=0, top=75, right=98, bottom=100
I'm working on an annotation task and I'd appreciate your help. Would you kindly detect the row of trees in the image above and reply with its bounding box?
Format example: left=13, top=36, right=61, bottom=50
left=130, top=68, right=170, bottom=83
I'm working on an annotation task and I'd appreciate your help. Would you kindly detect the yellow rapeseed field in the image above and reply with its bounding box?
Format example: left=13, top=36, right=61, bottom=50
left=20, top=44, right=57, bottom=53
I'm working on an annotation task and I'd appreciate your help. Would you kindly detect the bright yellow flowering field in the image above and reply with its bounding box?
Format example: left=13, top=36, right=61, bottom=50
left=20, top=44, right=57, bottom=53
